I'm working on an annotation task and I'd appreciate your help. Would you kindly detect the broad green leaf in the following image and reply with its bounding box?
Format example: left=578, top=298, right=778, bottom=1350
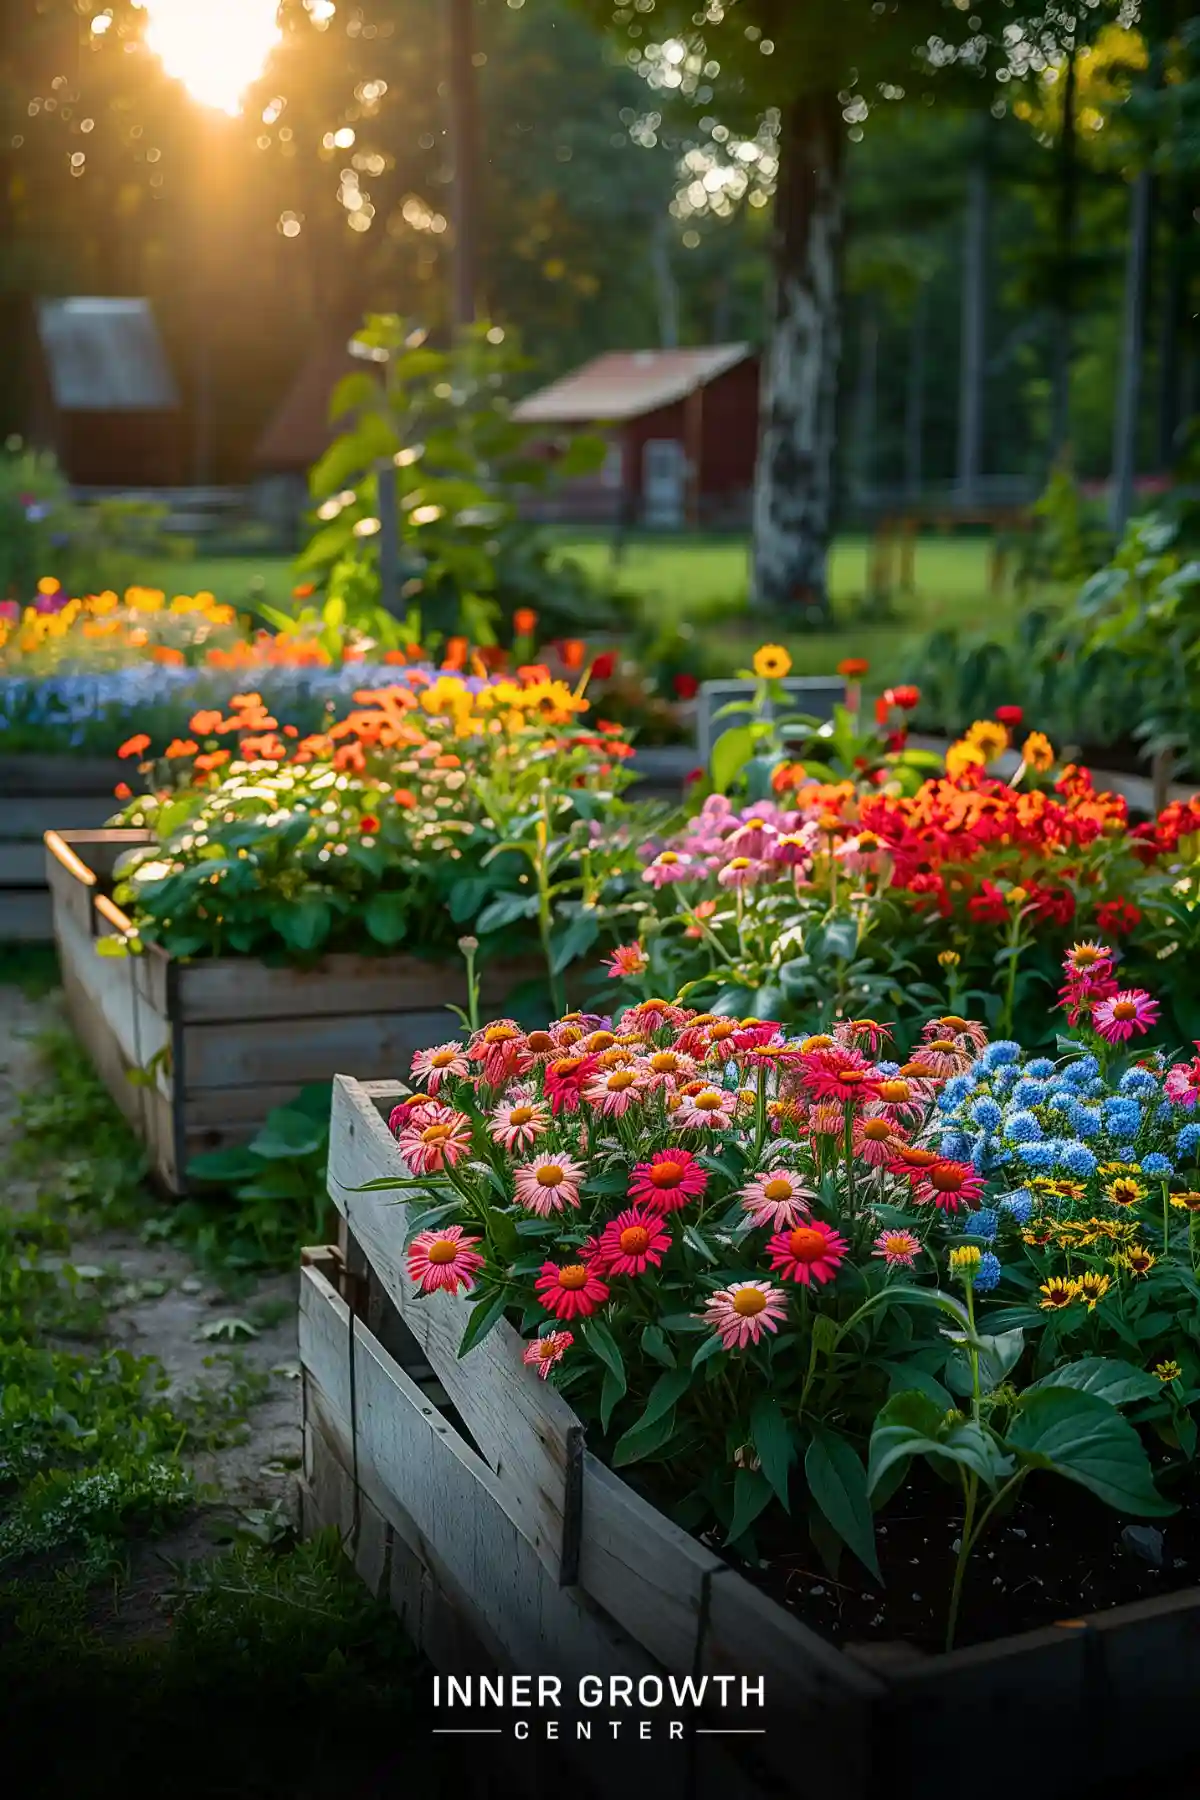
left=1027, top=1358, right=1162, bottom=1408
left=476, top=891, right=540, bottom=935
left=867, top=1390, right=1010, bottom=1494
left=640, top=1324, right=676, bottom=1369
left=691, top=1332, right=725, bottom=1372
left=581, top=1318, right=625, bottom=1394
left=1007, top=1386, right=1176, bottom=1516
left=727, top=1468, right=774, bottom=1546
left=550, top=910, right=600, bottom=975
left=805, top=1428, right=880, bottom=1580
left=750, top=1394, right=795, bottom=1510
left=363, top=890, right=409, bottom=947
left=448, top=876, right=494, bottom=924
left=626, top=1366, right=693, bottom=1436
left=600, top=1366, right=625, bottom=1433
left=457, top=1290, right=509, bottom=1359
left=611, top=1406, right=679, bottom=1467
left=248, top=1109, right=328, bottom=1161
left=711, top=724, right=757, bottom=795
left=184, top=1146, right=262, bottom=1184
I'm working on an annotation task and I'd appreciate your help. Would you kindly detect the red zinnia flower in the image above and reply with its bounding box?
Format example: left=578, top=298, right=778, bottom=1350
left=597, top=1207, right=671, bottom=1276
left=535, top=1259, right=610, bottom=1321
left=995, top=705, right=1024, bottom=727
left=673, top=671, right=700, bottom=699
left=543, top=1053, right=599, bottom=1115
left=591, top=651, right=616, bottom=681
left=628, top=1148, right=707, bottom=1213
left=838, top=657, right=870, bottom=679
left=913, top=1159, right=986, bottom=1213
left=359, top=814, right=380, bottom=834
left=888, top=1144, right=943, bottom=1182
left=797, top=1046, right=882, bottom=1105
left=766, top=1219, right=848, bottom=1286
left=1096, top=898, right=1142, bottom=937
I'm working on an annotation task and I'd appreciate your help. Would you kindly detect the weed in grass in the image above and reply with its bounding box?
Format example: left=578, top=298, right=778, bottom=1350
left=0, top=944, right=60, bottom=998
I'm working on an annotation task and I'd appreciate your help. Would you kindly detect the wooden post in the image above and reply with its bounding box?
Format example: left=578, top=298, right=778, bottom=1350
left=447, top=0, right=479, bottom=329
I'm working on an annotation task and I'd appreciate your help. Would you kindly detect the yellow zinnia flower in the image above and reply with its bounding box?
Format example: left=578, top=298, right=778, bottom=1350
left=945, top=739, right=987, bottom=782
left=753, top=643, right=792, bottom=680
left=965, top=719, right=1009, bottom=762
left=1021, top=730, right=1055, bottom=772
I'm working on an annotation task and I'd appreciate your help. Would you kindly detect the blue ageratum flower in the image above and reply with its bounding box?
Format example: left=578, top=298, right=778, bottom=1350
left=970, top=1096, right=1003, bottom=1133
left=1017, top=1141, right=1060, bottom=1171
left=1101, top=1098, right=1141, bottom=1137
left=1011, top=1078, right=1049, bottom=1108
left=999, top=1190, right=1034, bottom=1223
left=1155, top=1102, right=1173, bottom=1124
left=940, top=1131, right=973, bottom=1162
left=1025, top=1058, right=1057, bottom=1079
left=965, top=1208, right=999, bottom=1243
left=1059, top=1140, right=1097, bottom=1178
left=1004, top=1110, right=1043, bottom=1144
left=1176, top=1123, right=1200, bottom=1159
left=1069, top=1107, right=1102, bottom=1139
left=981, top=1041, right=1022, bottom=1071
left=1047, top=1092, right=1076, bottom=1116
left=1120, top=1069, right=1160, bottom=1098
left=973, top=1252, right=1002, bottom=1292
left=875, top=1060, right=901, bottom=1078
left=1062, top=1055, right=1100, bottom=1086
left=1141, top=1152, right=1174, bottom=1177
left=939, top=1073, right=976, bottom=1111
left=1118, top=1145, right=1139, bottom=1163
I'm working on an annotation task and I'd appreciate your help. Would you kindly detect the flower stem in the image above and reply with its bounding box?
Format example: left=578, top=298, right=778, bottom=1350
left=843, top=1105, right=857, bottom=1217
left=946, top=1472, right=978, bottom=1653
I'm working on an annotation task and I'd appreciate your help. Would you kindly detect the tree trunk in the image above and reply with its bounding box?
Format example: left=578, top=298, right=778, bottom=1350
left=447, top=0, right=480, bottom=328
left=750, top=89, right=845, bottom=619
left=851, top=297, right=879, bottom=504
left=956, top=142, right=990, bottom=505
left=904, top=282, right=926, bottom=501
left=651, top=214, right=680, bottom=350
left=1154, top=175, right=1188, bottom=469
left=1110, top=25, right=1164, bottom=532
left=1049, top=44, right=1078, bottom=465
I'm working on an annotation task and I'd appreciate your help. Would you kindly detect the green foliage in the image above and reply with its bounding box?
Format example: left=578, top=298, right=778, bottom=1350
left=183, top=1085, right=333, bottom=1270
left=294, top=313, right=617, bottom=646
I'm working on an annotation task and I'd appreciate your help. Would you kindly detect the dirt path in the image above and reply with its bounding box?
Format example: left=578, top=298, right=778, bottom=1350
left=0, top=985, right=303, bottom=1619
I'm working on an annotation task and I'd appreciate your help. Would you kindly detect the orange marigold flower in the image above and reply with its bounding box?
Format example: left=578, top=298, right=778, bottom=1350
left=118, top=734, right=151, bottom=759
left=293, top=582, right=315, bottom=598
left=838, top=657, right=870, bottom=679
left=1022, top=730, right=1055, bottom=773
left=282, top=724, right=299, bottom=738
left=513, top=608, right=537, bottom=636
left=151, top=645, right=186, bottom=667
left=393, top=788, right=417, bottom=808
left=189, top=709, right=225, bottom=736
left=194, top=750, right=231, bottom=774
left=360, top=814, right=380, bottom=834
left=113, top=781, right=132, bottom=801
left=163, top=738, right=198, bottom=759
left=333, top=743, right=367, bottom=773
left=561, top=638, right=586, bottom=672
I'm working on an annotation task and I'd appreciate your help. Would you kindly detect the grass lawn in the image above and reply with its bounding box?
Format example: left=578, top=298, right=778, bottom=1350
left=148, top=530, right=1039, bottom=688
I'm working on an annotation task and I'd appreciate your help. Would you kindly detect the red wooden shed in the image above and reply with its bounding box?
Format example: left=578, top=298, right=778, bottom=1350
left=510, top=344, right=760, bottom=529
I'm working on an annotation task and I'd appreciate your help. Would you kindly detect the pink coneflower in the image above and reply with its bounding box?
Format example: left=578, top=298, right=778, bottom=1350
left=637, top=1047, right=697, bottom=1091
left=767, top=827, right=817, bottom=868
left=1062, top=941, right=1115, bottom=979
left=727, top=815, right=774, bottom=859
left=488, top=1095, right=550, bottom=1152
left=739, top=1168, right=815, bottom=1230
left=1166, top=1055, right=1200, bottom=1108
left=807, top=1101, right=845, bottom=1138
left=597, top=1207, right=671, bottom=1276
left=604, top=942, right=649, bottom=979
left=912, top=1034, right=975, bottom=1078
left=643, top=850, right=694, bottom=888
left=522, top=1330, right=574, bottom=1379
left=731, top=1020, right=784, bottom=1052
left=674, top=1085, right=739, bottom=1130
left=388, top=1094, right=436, bottom=1134
left=922, top=1015, right=989, bottom=1052
left=535, top=1259, right=610, bottom=1321
left=872, top=1075, right=932, bottom=1122
left=407, top=1226, right=485, bottom=1296
left=837, top=1018, right=893, bottom=1054
left=872, top=1229, right=922, bottom=1269
left=766, top=1219, right=849, bottom=1286
left=913, top=1159, right=986, bottom=1213
left=797, top=1046, right=882, bottom=1105
left=1092, top=989, right=1160, bottom=1044
left=1059, top=967, right=1120, bottom=1026
left=396, top=1108, right=474, bottom=1174
left=513, top=1153, right=587, bottom=1216
left=468, top=1019, right=532, bottom=1087
left=628, top=1148, right=708, bottom=1214
left=853, top=1113, right=905, bottom=1165
left=544, top=1054, right=600, bottom=1115
left=583, top=1067, right=646, bottom=1117
left=702, top=1281, right=789, bottom=1351
left=521, top=1028, right=559, bottom=1063
left=620, top=998, right=691, bottom=1036
left=410, top=1041, right=470, bottom=1094
left=717, top=856, right=763, bottom=890
left=835, top=830, right=887, bottom=875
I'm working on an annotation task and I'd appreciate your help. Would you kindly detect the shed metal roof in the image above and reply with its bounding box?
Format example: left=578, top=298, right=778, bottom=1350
left=36, top=298, right=179, bottom=412
left=511, top=344, right=752, bottom=425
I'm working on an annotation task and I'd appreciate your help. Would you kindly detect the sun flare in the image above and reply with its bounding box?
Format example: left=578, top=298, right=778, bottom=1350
left=138, top=0, right=283, bottom=116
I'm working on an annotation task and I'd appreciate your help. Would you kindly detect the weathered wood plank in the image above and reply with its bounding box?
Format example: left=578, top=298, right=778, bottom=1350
left=45, top=831, right=98, bottom=942
left=0, top=755, right=125, bottom=796
left=183, top=1010, right=457, bottom=1089
left=326, top=1075, right=580, bottom=1583
left=0, top=889, right=52, bottom=941
left=2, top=796, right=117, bottom=835
left=0, top=842, right=48, bottom=883
left=178, top=952, right=546, bottom=1025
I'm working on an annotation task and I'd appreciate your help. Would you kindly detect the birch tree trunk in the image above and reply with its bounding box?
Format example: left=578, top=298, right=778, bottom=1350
left=750, top=90, right=845, bottom=619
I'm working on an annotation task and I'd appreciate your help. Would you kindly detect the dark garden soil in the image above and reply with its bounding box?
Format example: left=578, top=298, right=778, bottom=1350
left=736, top=1463, right=1198, bottom=1656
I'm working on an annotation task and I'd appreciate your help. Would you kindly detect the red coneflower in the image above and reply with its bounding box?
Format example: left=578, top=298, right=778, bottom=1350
left=522, top=1330, right=574, bottom=1380
left=888, top=1143, right=943, bottom=1182
left=468, top=1019, right=532, bottom=1087
left=544, top=1054, right=600, bottom=1115
left=913, top=1159, right=986, bottom=1213
left=766, top=1219, right=849, bottom=1287
left=797, top=1046, right=882, bottom=1105
left=597, top=1207, right=671, bottom=1277
left=628, top=1148, right=708, bottom=1213
left=534, top=1259, right=610, bottom=1321
left=407, top=1226, right=485, bottom=1296
left=396, top=1108, right=474, bottom=1175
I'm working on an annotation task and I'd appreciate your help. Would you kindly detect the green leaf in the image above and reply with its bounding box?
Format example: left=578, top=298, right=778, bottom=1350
left=1027, top=1358, right=1163, bottom=1408
left=711, top=724, right=757, bottom=795
left=640, top=1324, right=676, bottom=1369
left=184, top=1146, right=262, bottom=1184
left=805, top=1429, right=880, bottom=1580
left=867, top=1391, right=1011, bottom=1494
left=691, top=1332, right=725, bottom=1372
left=457, top=1290, right=509, bottom=1359
left=750, top=1395, right=794, bottom=1511
left=942, top=1327, right=1026, bottom=1396
left=550, top=910, right=600, bottom=976
left=448, top=876, right=493, bottom=924
left=600, top=1366, right=625, bottom=1433
left=476, top=891, right=540, bottom=935
left=611, top=1406, right=679, bottom=1467
left=94, top=936, right=130, bottom=958
left=818, top=913, right=859, bottom=963
left=626, top=1366, right=692, bottom=1436
left=727, top=1468, right=773, bottom=1546
left=272, top=896, right=332, bottom=954
left=363, top=890, right=409, bottom=947
left=1007, top=1386, right=1176, bottom=1516
left=581, top=1318, right=625, bottom=1395
left=248, top=1109, right=328, bottom=1160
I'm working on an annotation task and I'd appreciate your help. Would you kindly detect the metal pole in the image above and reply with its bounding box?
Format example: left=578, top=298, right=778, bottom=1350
left=447, top=0, right=479, bottom=328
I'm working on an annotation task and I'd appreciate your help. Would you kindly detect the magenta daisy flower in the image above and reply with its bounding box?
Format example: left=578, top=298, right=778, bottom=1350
left=727, top=815, right=774, bottom=859
left=739, top=1168, right=814, bottom=1230
left=643, top=850, right=695, bottom=888
left=913, top=1159, right=986, bottom=1213
left=702, top=1281, right=789, bottom=1351
left=872, top=1229, right=922, bottom=1270
left=717, top=856, right=763, bottom=890
left=410, top=1041, right=470, bottom=1094
left=468, top=1019, right=532, bottom=1087
left=543, top=1053, right=599, bottom=1115
left=488, top=1095, right=550, bottom=1153
left=766, top=1219, right=849, bottom=1287
left=673, top=1086, right=738, bottom=1130
left=407, top=1225, right=485, bottom=1296
left=636, top=1046, right=697, bottom=1091
left=604, top=942, right=648, bottom=979
left=797, top=1046, right=882, bottom=1105
left=396, top=1107, right=474, bottom=1175
left=512, top=1153, right=587, bottom=1216
left=767, top=829, right=816, bottom=868
left=534, top=1260, right=610, bottom=1321
left=1092, top=989, right=1161, bottom=1044
left=628, top=1148, right=708, bottom=1214
left=521, top=1330, right=574, bottom=1379
left=583, top=1067, right=646, bottom=1117
left=596, top=1207, right=671, bottom=1277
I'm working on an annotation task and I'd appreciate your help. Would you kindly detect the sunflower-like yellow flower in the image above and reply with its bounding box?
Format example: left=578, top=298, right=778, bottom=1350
left=1076, top=1270, right=1112, bottom=1312
left=944, top=739, right=987, bottom=782
left=1039, top=1275, right=1082, bottom=1310
left=1154, top=1359, right=1182, bottom=1383
left=753, top=643, right=792, bottom=680
left=1021, top=730, right=1055, bottom=772
left=965, top=718, right=1009, bottom=762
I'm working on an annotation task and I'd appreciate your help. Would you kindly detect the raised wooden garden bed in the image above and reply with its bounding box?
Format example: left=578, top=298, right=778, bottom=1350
left=300, top=1074, right=1200, bottom=1800
left=0, top=755, right=123, bottom=941
left=44, top=828, right=543, bottom=1194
